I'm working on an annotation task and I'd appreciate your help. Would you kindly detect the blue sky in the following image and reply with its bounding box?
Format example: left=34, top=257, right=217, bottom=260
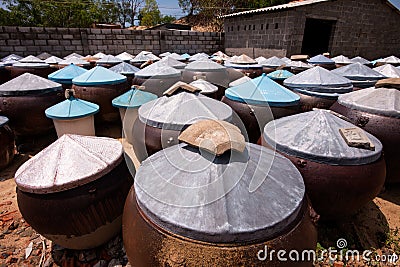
left=157, top=0, right=186, bottom=18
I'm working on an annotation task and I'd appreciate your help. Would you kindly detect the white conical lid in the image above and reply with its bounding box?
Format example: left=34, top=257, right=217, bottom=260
left=59, top=56, right=90, bottom=66
left=93, top=52, right=107, bottom=59
left=64, top=53, right=84, bottom=59
left=377, top=56, right=400, bottom=64
left=45, top=56, right=63, bottom=64
left=373, top=64, right=400, bottom=78
left=15, top=135, right=123, bottom=194
left=135, top=61, right=181, bottom=78
left=228, top=54, right=257, bottom=64
left=19, top=55, right=45, bottom=63
left=260, top=56, right=286, bottom=67
left=159, top=56, right=187, bottom=69
left=331, top=55, right=352, bottom=64
left=96, top=55, right=123, bottom=64
left=116, top=52, right=134, bottom=61
left=0, top=73, right=62, bottom=96
left=189, top=79, right=218, bottom=94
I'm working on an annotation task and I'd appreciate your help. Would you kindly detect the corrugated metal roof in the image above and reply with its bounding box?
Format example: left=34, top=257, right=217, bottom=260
left=221, top=0, right=330, bottom=18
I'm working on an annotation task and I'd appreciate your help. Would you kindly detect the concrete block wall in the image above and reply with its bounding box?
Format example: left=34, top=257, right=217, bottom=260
left=0, top=26, right=225, bottom=58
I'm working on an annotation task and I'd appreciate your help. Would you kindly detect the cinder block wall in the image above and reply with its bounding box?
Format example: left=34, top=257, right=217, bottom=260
left=224, top=0, right=400, bottom=59
left=0, top=26, right=225, bottom=57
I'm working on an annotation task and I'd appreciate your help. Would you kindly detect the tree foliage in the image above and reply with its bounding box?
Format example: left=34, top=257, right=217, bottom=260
left=138, top=0, right=176, bottom=27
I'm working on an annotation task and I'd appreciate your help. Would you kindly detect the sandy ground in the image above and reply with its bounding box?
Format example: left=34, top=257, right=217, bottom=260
left=0, top=126, right=399, bottom=266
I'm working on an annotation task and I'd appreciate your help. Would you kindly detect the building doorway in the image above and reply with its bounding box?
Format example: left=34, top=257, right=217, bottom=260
left=301, top=18, right=336, bottom=56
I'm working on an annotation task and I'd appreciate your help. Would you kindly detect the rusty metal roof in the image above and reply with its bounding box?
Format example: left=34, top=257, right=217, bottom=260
left=221, top=0, right=330, bottom=18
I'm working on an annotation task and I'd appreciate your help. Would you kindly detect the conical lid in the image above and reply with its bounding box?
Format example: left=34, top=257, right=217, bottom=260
left=189, top=53, right=210, bottom=62
left=45, top=96, right=99, bottom=120
left=159, top=52, right=171, bottom=57
left=116, top=52, right=134, bottom=61
left=267, top=69, right=294, bottom=80
left=181, top=53, right=191, bottom=60
left=112, top=88, right=158, bottom=109
left=185, top=60, right=226, bottom=72
left=189, top=79, right=218, bottom=94
left=228, top=54, right=257, bottom=64
left=331, top=55, right=352, bottom=65
left=48, top=64, right=88, bottom=84
left=15, top=135, right=123, bottom=194
left=159, top=56, right=187, bottom=69
left=288, top=60, right=313, bottom=69
left=96, top=55, right=123, bottom=65
left=45, top=56, right=63, bottom=64
left=64, top=53, right=83, bottom=59
left=2, top=54, right=22, bottom=62
left=229, top=76, right=252, bottom=87
left=135, top=140, right=305, bottom=243
left=377, top=56, right=400, bottom=64
left=37, top=52, right=52, bottom=60
left=255, top=56, right=267, bottom=64
left=0, top=116, right=9, bottom=127
left=19, top=55, right=45, bottom=63
left=2, top=58, right=18, bottom=66
left=332, top=63, right=386, bottom=80
left=135, top=61, right=181, bottom=78
left=225, top=74, right=300, bottom=106
left=72, top=66, right=127, bottom=86
left=373, top=64, right=400, bottom=78
left=284, top=66, right=353, bottom=94
left=337, top=88, right=400, bottom=118
left=263, top=110, right=383, bottom=165
left=131, top=51, right=160, bottom=63
left=59, top=56, right=90, bottom=66
left=281, top=57, right=291, bottom=63
left=212, top=51, right=229, bottom=59
left=138, top=91, right=232, bottom=130
left=168, top=53, right=185, bottom=61
left=351, top=56, right=370, bottom=65
left=0, top=73, right=62, bottom=96
left=93, top=52, right=107, bottom=59
left=109, top=62, right=140, bottom=75
left=259, top=56, right=286, bottom=68
left=0, top=63, right=4, bottom=69
left=308, top=54, right=335, bottom=64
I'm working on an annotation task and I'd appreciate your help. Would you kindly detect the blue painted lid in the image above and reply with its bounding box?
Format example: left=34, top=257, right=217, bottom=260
left=181, top=53, right=191, bottom=60
left=0, top=116, right=9, bottom=127
left=45, top=96, right=99, bottom=120
left=48, top=64, right=88, bottom=84
left=112, top=88, right=158, bottom=109
left=267, top=70, right=294, bottom=81
left=109, top=62, right=140, bottom=75
left=308, top=54, right=335, bottom=64
left=72, top=66, right=127, bottom=86
left=225, top=74, right=300, bottom=106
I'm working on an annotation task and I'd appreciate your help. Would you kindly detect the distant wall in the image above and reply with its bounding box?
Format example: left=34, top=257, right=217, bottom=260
left=0, top=26, right=225, bottom=57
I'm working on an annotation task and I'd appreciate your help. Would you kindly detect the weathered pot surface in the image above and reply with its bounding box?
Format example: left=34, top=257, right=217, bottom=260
left=0, top=116, right=15, bottom=170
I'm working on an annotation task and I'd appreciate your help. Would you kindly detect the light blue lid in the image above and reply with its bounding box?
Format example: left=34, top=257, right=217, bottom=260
left=308, top=55, right=335, bottom=64
left=181, top=53, right=191, bottom=60
left=72, top=66, right=127, bottom=86
left=112, top=88, right=158, bottom=109
left=267, top=70, right=294, bottom=81
left=109, top=62, right=140, bottom=75
left=48, top=64, right=88, bottom=84
left=225, top=74, right=300, bottom=107
left=45, top=96, right=99, bottom=120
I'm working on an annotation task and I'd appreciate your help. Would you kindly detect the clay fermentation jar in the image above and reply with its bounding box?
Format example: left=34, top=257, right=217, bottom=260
left=0, top=116, right=15, bottom=170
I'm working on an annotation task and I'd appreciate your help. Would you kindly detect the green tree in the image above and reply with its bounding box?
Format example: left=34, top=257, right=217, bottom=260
left=139, top=0, right=161, bottom=26
left=113, top=0, right=144, bottom=27
left=161, top=15, right=176, bottom=24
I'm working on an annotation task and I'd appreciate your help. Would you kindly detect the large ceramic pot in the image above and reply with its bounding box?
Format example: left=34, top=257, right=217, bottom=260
left=331, top=87, right=400, bottom=184
left=261, top=110, right=386, bottom=220
left=0, top=73, right=63, bottom=136
left=123, top=120, right=317, bottom=267
left=15, top=135, right=134, bottom=250
left=72, top=66, right=130, bottom=123
left=0, top=116, right=15, bottom=170
left=284, top=66, right=353, bottom=112
left=8, top=55, right=53, bottom=79
left=222, top=74, right=300, bottom=143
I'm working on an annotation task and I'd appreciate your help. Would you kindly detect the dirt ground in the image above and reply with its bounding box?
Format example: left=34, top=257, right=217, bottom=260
left=0, top=126, right=399, bottom=267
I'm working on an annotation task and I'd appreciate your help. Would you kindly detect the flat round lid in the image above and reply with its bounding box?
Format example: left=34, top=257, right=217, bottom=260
left=185, top=60, right=226, bottom=72
left=308, top=54, right=335, bottom=64
left=48, top=64, right=88, bottom=84
left=284, top=66, right=353, bottom=93
left=373, top=64, right=400, bottom=78
left=332, top=55, right=352, bottom=64
left=377, top=56, right=400, bottom=64
left=0, top=73, right=62, bottom=96
left=96, top=55, right=123, bottom=64
left=135, top=142, right=305, bottom=243
left=225, top=74, right=300, bottom=106
left=159, top=56, right=187, bottom=69
left=0, top=116, right=9, bottom=127
left=13, top=62, right=50, bottom=68
left=15, top=135, right=123, bottom=194
left=263, top=110, right=383, bottom=165
left=189, top=79, right=218, bottom=94
left=59, top=56, right=90, bottom=66
left=109, top=62, right=140, bottom=75
left=267, top=70, right=294, bottom=80
left=337, top=87, right=400, bottom=118
left=138, top=92, right=232, bottom=130
left=72, top=66, right=127, bottom=86
left=64, top=53, right=84, bottom=59
left=135, top=61, right=181, bottom=78
left=116, top=52, right=134, bottom=61
left=351, top=56, right=370, bottom=65
left=332, top=63, right=386, bottom=80
left=45, top=56, right=63, bottom=64
left=259, top=56, right=286, bottom=68
left=19, top=55, right=45, bottom=63
left=112, top=88, right=158, bottom=109
left=45, top=97, right=99, bottom=120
